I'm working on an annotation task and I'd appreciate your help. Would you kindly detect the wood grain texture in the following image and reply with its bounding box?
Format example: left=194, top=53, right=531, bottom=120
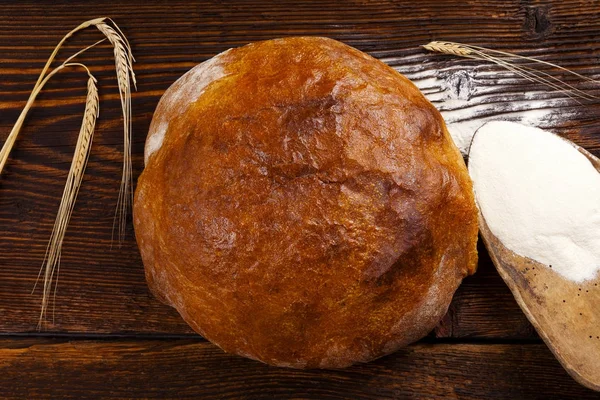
left=4, top=0, right=598, bottom=337
left=0, top=0, right=600, bottom=396
left=0, top=338, right=598, bottom=399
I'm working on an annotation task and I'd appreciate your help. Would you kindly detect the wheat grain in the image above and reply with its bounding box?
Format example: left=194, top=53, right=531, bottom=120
left=37, top=70, right=99, bottom=328
left=422, top=40, right=599, bottom=101
left=96, top=21, right=136, bottom=244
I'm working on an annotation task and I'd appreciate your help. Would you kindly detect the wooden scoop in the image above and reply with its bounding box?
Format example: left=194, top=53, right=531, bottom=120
left=478, top=143, right=600, bottom=392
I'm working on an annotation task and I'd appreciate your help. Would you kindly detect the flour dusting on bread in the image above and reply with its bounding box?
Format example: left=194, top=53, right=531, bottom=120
left=144, top=121, right=169, bottom=164
left=144, top=49, right=231, bottom=164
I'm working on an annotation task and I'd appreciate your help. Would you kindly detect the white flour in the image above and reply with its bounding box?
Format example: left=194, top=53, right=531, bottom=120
left=468, top=121, right=600, bottom=282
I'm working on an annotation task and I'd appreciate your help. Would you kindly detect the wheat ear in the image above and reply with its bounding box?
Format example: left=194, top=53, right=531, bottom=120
left=35, top=68, right=99, bottom=328
left=96, top=21, right=137, bottom=244
left=422, top=41, right=473, bottom=57
left=422, top=41, right=599, bottom=101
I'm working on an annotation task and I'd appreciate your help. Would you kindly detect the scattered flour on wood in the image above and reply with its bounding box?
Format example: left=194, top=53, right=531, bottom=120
left=392, top=63, right=577, bottom=155
left=468, top=121, right=600, bottom=282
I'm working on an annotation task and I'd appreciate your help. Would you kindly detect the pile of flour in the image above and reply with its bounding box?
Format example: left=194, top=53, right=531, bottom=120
left=468, top=121, right=600, bottom=282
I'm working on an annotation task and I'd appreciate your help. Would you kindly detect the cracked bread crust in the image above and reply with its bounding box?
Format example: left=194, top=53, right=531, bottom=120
left=133, top=37, right=478, bottom=368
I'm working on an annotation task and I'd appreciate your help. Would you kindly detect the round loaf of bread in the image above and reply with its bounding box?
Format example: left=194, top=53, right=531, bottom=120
left=134, top=37, right=478, bottom=368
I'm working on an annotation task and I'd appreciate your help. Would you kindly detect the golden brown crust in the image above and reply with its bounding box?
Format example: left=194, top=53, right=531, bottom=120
left=134, top=37, right=478, bottom=368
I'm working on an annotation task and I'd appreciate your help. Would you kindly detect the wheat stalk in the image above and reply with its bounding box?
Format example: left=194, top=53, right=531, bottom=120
left=0, top=18, right=136, bottom=327
left=1, top=18, right=136, bottom=242
left=35, top=71, right=99, bottom=328
left=422, top=41, right=599, bottom=101
left=96, top=20, right=136, bottom=244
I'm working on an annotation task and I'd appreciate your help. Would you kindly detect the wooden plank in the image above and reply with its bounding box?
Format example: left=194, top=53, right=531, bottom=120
left=1, top=0, right=599, bottom=338
left=0, top=338, right=597, bottom=399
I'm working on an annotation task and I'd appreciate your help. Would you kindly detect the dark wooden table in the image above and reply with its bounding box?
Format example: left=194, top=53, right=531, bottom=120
left=1, top=1, right=600, bottom=398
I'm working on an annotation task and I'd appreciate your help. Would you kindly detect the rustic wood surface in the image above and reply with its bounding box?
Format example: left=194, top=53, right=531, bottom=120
left=0, top=339, right=596, bottom=399
left=1, top=0, right=599, bottom=398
